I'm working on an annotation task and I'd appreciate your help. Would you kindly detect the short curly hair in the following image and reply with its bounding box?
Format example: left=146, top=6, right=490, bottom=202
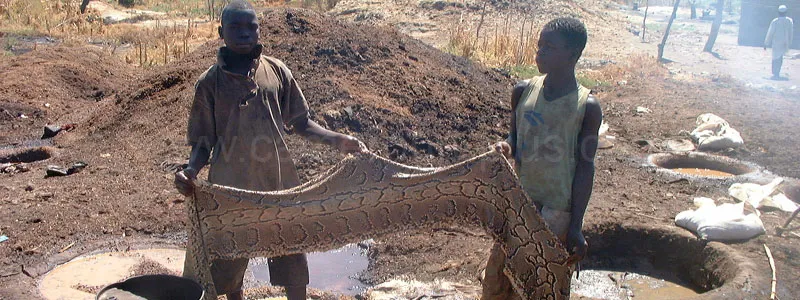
left=543, top=17, right=588, bottom=58
left=221, top=0, right=256, bottom=25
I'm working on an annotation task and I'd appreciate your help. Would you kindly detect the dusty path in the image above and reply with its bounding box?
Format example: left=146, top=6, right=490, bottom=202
left=620, top=6, right=800, bottom=92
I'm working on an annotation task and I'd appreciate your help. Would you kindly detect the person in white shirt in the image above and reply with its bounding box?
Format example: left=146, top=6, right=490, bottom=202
left=765, top=5, right=794, bottom=79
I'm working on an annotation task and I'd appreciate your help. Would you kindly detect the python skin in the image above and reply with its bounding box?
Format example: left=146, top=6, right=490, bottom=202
left=184, top=151, right=571, bottom=299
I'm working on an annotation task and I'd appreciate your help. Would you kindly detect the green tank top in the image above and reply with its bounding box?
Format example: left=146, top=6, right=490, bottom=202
left=514, top=76, right=590, bottom=212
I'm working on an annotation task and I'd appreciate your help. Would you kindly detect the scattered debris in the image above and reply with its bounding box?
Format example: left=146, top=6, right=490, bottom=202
left=0, top=164, right=11, bottom=170
left=367, top=277, right=480, bottom=300
left=45, top=162, right=88, bottom=178
left=690, top=113, right=743, bottom=151
left=1, top=162, right=31, bottom=174
left=776, top=207, right=800, bottom=237
left=675, top=197, right=765, bottom=241
left=41, top=123, right=76, bottom=139
left=59, top=241, right=75, bottom=253
left=635, top=106, right=651, bottom=114
left=36, top=192, right=55, bottom=200
left=0, top=235, right=8, bottom=243
left=634, top=212, right=663, bottom=221
left=73, top=284, right=104, bottom=295
left=46, top=166, right=69, bottom=177
left=663, top=139, right=695, bottom=152
left=598, top=121, right=615, bottom=149
left=729, top=178, right=799, bottom=212
left=100, top=153, right=112, bottom=158
left=764, top=244, right=777, bottom=300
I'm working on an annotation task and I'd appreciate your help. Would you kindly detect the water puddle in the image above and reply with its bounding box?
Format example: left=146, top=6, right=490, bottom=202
left=671, top=167, right=734, bottom=177
left=571, top=269, right=701, bottom=300
left=250, top=243, right=370, bottom=296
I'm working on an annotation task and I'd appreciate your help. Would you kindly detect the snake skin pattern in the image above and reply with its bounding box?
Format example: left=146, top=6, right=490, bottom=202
left=184, top=151, right=571, bottom=299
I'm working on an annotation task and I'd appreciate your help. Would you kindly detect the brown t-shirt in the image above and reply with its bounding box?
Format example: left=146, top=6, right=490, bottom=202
left=187, top=46, right=309, bottom=191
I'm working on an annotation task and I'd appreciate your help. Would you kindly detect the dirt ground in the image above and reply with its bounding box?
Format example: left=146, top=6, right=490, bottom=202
left=1, top=2, right=800, bottom=300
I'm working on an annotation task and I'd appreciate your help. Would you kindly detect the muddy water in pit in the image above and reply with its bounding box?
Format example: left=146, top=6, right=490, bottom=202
left=40, top=245, right=369, bottom=298
left=671, top=168, right=735, bottom=177
left=572, top=269, right=701, bottom=300
left=251, top=243, right=369, bottom=295
left=39, top=248, right=184, bottom=300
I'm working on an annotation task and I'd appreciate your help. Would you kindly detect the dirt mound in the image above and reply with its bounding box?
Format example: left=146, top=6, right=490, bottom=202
left=102, top=7, right=513, bottom=180
left=0, top=46, right=135, bottom=143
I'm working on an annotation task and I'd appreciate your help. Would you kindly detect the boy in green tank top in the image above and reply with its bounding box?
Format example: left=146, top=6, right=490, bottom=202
left=483, top=17, right=603, bottom=299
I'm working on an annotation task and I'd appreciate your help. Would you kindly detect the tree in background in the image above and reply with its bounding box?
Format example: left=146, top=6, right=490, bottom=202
left=119, top=0, right=135, bottom=8
left=703, top=0, right=725, bottom=52
left=658, top=0, right=681, bottom=61
left=80, top=0, right=90, bottom=13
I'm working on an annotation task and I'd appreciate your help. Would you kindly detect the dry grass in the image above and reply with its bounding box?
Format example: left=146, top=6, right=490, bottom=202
left=446, top=11, right=538, bottom=68
left=446, top=7, right=668, bottom=87
left=0, top=0, right=342, bottom=67
left=0, top=0, right=218, bottom=67
left=598, top=54, right=668, bottom=84
left=106, top=20, right=218, bottom=67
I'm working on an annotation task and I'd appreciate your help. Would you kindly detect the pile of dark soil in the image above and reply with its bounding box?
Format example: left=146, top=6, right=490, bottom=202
left=0, top=46, right=135, bottom=143
left=101, top=8, right=515, bottom=181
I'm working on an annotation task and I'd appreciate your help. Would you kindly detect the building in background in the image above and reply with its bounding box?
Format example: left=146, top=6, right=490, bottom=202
left=740, top=0, right=799, bottom=49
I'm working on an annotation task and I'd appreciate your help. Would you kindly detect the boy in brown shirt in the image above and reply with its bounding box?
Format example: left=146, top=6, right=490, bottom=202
left=174, top=1, right=366, bottom=299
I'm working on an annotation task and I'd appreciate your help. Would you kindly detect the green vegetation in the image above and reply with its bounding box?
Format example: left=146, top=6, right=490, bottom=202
left=509, top=65, right=541, bottom=79
left=1, top=35, right=17, bottom=56
left=577, top=75, right=610, bottom=88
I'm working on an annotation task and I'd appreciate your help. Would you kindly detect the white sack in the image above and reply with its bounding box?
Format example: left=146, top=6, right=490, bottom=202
left=690, top=113, right=744, bottom=151
left=729, top=178, right=798, bottom=212
left=675, top=198, right=765, bottom=241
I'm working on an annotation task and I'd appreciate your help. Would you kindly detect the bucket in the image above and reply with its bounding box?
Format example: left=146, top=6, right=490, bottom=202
left=96, top=275, right=204, bottom=300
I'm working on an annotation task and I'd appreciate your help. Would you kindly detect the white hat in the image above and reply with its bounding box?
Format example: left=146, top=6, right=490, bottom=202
left=779, top=5, right=788, bottom=13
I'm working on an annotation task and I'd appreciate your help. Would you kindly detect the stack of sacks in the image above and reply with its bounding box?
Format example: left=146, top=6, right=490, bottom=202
left=729, top=178, right=799, bottom=212
left=675, top=197, right=765, bottom=241
left=690, top=113, right=744, bottom=151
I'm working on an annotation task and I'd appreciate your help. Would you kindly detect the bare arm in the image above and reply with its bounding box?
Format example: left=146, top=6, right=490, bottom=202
left=186, top=144, right=211, bottom=174
left=566, top=95, right=602, bottom=262
left=176, top=79, right=215, bottom=196
left=293, top=117, right=366, bottom=153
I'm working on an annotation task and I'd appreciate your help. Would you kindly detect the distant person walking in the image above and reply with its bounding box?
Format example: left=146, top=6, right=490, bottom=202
left=765, top=5, right=794, bottom=79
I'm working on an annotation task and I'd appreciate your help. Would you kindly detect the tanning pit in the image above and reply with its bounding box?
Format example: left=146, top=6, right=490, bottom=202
left=647, top=152, right=761, bottom=180
left=571, top=223, right=754, bottom=299
left=0, top=146, right=56, bottom=164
